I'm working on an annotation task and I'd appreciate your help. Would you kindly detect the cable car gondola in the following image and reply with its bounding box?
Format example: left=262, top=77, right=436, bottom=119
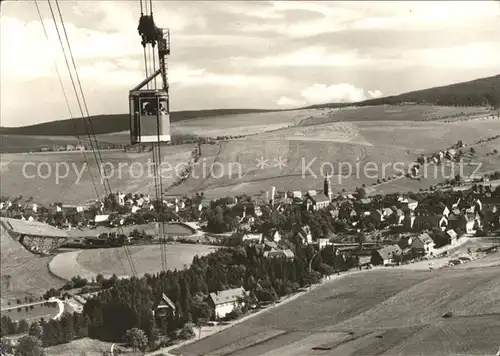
left=130, top=14, right=171, bottom=145
left=129, top=85, right=170, bottom=144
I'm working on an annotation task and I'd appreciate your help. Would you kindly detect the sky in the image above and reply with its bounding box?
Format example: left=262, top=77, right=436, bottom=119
left=1, top=0, right=500, bottom=127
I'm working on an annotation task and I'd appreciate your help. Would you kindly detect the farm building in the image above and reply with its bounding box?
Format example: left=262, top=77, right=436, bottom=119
left=371, top=245, right=402, bottom=266
left=208, top=287, right=246, bottom=319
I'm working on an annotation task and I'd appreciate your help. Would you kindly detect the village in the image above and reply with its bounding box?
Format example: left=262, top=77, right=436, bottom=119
left=1, top=134, right=500, bottom=353
left=1, top=161, right=499, bottom=264
left=1, top=172, right=499, bottom=352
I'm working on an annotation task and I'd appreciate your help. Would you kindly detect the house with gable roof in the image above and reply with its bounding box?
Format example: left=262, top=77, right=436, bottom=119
left=208, top=287, right=246, bottom=319
left=411, top=232, right=436, bottom=256
left=154, top=293, right=176, bottom=319
left=371, top=244, right=402, bottom=266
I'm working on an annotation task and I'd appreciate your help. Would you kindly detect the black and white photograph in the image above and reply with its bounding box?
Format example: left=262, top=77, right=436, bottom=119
left=1, top=1, right=499, bottom=355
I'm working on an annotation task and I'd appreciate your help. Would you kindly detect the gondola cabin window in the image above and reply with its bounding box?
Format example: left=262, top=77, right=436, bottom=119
left=141, top=98, right=158, bottom=116
left=159, top=98, right=168, bottom=115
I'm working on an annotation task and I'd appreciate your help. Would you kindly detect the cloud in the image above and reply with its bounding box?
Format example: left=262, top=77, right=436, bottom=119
left=171, top=67, right=284, bottom=88
left=241, top=1, right=500, bottom=37
left=0, top=17, right=138, bottom=80
left=368, top=90, right=383, bottom=99
left=299, top=83, right=383, bottom=104
left=401, top=43, right=500, bottom=70
left=258, top=46, right=371, bottom=68
left=276, top=96, right=306, bottom=107
left=1, top=0, right=500, bottom=127
left=257, top=41, right=500, bottom=71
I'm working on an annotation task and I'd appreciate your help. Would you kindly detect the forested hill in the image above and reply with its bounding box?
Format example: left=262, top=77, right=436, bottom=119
left=0, top=109, right=277, bottom=136
left=305, top=74, right=500, bottom=109
left=353, top=74, right=500, bottom=107
left=2, top=74, right=499, bottom=136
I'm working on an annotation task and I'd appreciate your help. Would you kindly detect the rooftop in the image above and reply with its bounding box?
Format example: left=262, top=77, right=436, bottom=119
left=209, top=287, right=245, bottom=306
left=376, top=245, right=402, bottom=260
left=417, top=232, right=433, bottom=244
left=311, top=195, right=330, bottom=203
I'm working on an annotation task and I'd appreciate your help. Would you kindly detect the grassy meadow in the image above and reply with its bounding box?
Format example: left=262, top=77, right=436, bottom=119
left=0, top=144, right=193, bottom=204
left=176, top=258, right=500, bottom=356
left=0, top=225, right=65, bottom=307
left=168, top=114, right=500, bottom=198
left=1, top=106, right=499, bottom=203
left=49, top=244, right=217, bottom=280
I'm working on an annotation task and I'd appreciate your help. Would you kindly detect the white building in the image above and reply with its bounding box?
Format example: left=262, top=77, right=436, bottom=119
left=94, top=214, right=110, bottom=225
left=242, top=234, right=261, bottom=243
left=208, top=287, right=246, bottom=319
left=318, top=238, right=333, bottom=250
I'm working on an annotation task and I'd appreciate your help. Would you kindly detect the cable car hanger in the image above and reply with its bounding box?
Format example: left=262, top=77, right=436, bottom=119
left=129, top=0, right=171, bottom=145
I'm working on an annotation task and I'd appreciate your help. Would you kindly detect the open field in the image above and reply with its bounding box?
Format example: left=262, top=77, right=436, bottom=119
left=1, top=106, right=499, bottom=203
left=0, top=225, right=65, bottom=307
left=175, top=254, right=500, bottom=356
left=0, top=131, right=131, bottom=152
left=299, top=105, right=494, bottom=126
left=49, top=243, right=217, bottom=280
left=1, top=301, right=59, bottom=322
left=170, top=109, right=321, bottom=137
left=0, top=144, right=194, bottom=204
left=0, top=109, right=315, bottom=152
left=168, top=117, right=500, bottom=197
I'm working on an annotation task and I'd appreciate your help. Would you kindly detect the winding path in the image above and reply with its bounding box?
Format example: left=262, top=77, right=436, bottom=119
left=49, top=297, right=65, bottom=320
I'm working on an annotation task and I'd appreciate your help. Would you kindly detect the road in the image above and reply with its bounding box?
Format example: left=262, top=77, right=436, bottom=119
left=0, top=301, right=47, bottom=311
left=0, top=298, right=65, bottom=321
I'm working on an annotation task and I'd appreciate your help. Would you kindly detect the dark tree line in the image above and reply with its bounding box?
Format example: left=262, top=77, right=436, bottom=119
left=0, top=315, right=29, bottom=337
left=36, top=243, right=358, bottom=347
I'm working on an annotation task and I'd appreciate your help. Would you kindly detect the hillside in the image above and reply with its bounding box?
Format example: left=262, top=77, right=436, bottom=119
left=357, top=74, right=500, bottom=108
left=1, top=75, right=498, bottom=138
left=176, top=261, right=500, bottom=356
left=0, top=224, right=64, bottom=306
left=0, top=109, right=280, bottom=136
left=305, top=74, right=500, bottom=109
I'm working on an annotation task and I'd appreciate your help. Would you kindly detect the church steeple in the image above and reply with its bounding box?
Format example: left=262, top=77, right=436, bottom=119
left=324, top=172, right=332, bottom=200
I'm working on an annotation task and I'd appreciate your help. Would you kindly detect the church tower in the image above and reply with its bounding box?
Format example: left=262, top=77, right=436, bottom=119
left=324, top=173, right=332, bottom=200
